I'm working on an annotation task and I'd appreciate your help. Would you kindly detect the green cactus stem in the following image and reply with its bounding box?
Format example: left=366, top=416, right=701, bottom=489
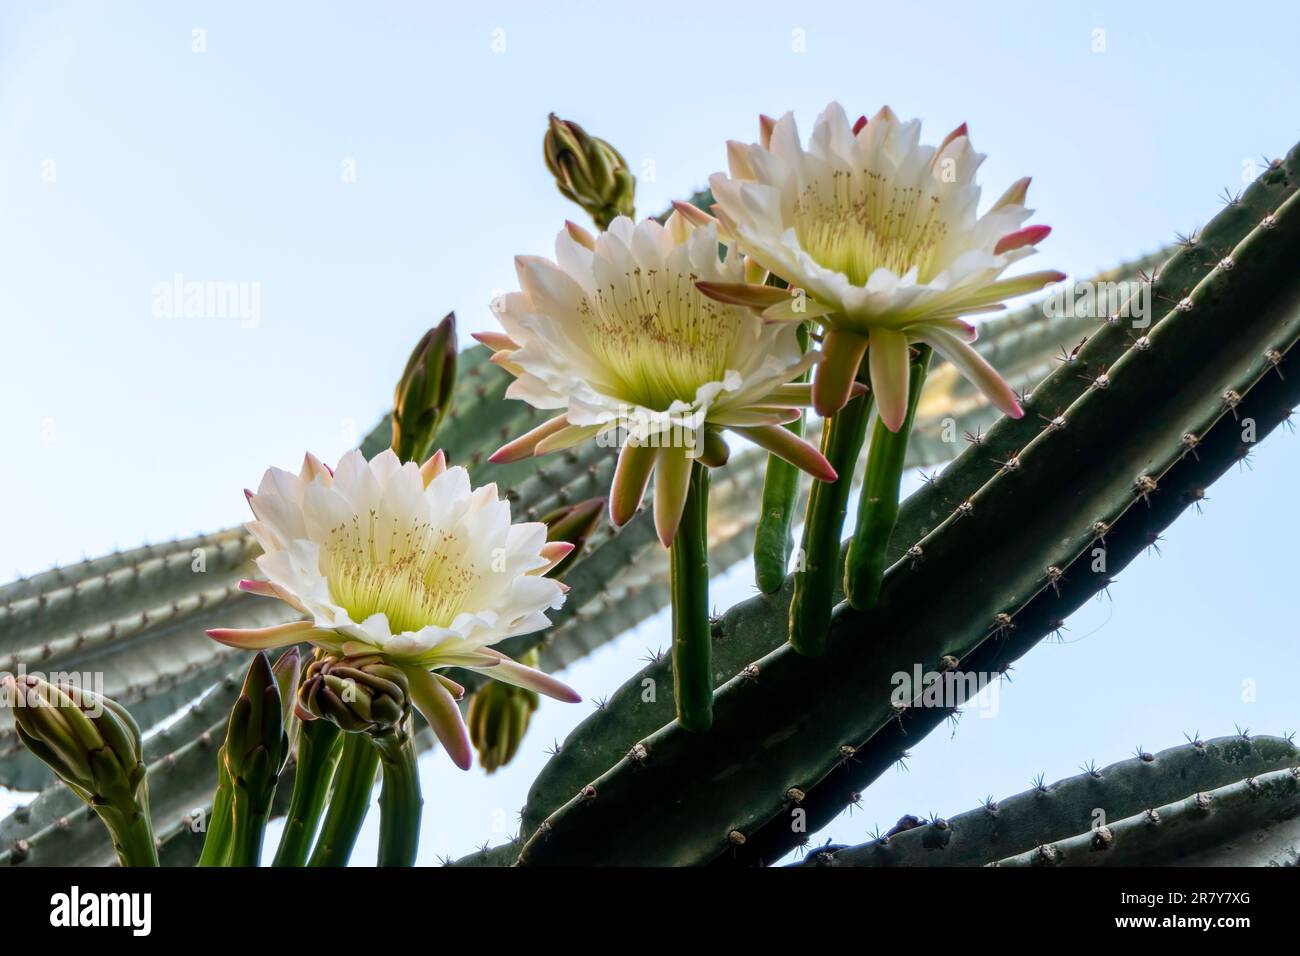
left=799, top=734, right=1300, bottom=866
left=670, top=462, right=712, bottom=732
left=788, top=371, right=872, bottom=655
left=995, top=765, right=1300, bottom=868
left=514, top=168, right=1300, bottom=866
left=844, top=346, right=932, bottom=609
left=308, top=733, right=380, bottom=867
left=373, top=725, right=422, bottom=866
left=272, top=718, right=343, bottom=866
left=754, top=322, right=811, bottom=593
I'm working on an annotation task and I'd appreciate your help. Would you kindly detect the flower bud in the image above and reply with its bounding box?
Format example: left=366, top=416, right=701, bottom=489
left=538, top=496, right=605, bottom=580
left=299, top=653, right=411, bottom=736
left=467, top=650, right=539, bottom=773
left=543, top=114, right=635, bottom=229
left=1, top=673, right=145, bottom=806
left=222, top=651, right=290, bottom=794
left=392, top=313, right=458, bottom=464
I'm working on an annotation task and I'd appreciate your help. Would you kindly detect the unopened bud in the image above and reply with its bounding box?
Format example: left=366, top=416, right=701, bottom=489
left=299, top=653, right=411, bottom=736
left=222, top=651, right=290, bottom=794
left=2, top=674, right=145, bottom=806
left=467, top=650, right=539, bottom=773
left=538, top=496, right=605, bottom=580
left=544, top=114, right=635, bottom=229
left=392, top=313, right=458, bottom=464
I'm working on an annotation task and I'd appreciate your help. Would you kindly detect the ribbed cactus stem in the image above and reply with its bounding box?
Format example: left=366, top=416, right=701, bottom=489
left=308, top=733, right=379, bottom=867
left=373, top=727, right=422, bottom=866
left=670, top=462, right=712, bottom=732
left=844, top=346, right=932, bottom=609
left=272, top=718, right=343, bottom=867
left=754, top=321, right=810, bottom=593
left=789, top=373, right=872, bottom=655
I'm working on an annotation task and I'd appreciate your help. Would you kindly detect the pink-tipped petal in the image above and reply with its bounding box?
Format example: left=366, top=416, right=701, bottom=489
left=869, top=328, right=912, bottom=432
left=991, top=176, right=1032, bottom=211
left=533, top=423, right=602, bottom=456
left=564, top=219, right=597, bottom=250
left=238, top=578, right=278, bottom=598
left=812, top=330, right=869, bottom=417
left=920, top=327, right=1024, bottom=420
left=206, top=619, right=316, bottom=650
left=726, top=140, right=757, bottom=181
left=300, top=452, right=331, bottom=483
left=994, top=224, right=1052, bottom=255
left=609, top=442, right=657, bottom=527
left=694, top=280, right=790, bottom=309
left=935, top=121, right=969, bottom=157
left=471, top=330, right=517, bottom=351
left=537, top=540, right=576, bottom=575
left=734, top=424, right=837, bottom=482
left=405, top=666, right=473, bottom=770
left=489, top=415, right=569, bottom=464
left=652, top=449, right=694, bottom=548
left=433, top=672, right=465, bottom=700
left=671, top=199, right=718, bottom=229
left=471, top=648, right=582, bottom=703
left=758, top=114, right=776, bottom=149
left=419, top=449, right=447, bottom=486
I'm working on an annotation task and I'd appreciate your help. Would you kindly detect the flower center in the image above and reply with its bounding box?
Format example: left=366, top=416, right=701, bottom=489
left=794, top=170, right=949, bottom=284
left=320, top=511, right=476, bottom=635
left=580, top=266, right=742, bottom=410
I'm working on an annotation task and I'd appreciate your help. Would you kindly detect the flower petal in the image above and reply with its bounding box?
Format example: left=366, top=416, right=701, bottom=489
left=869, top=328, right=912, bottom=432
left=812, top=330, right=869, bottom=417
left=918, top=326, right=1024, bottom=420
left=206, top=619, right=316, bottom=650
left=610, top=442, right=657, bottom=527
left=468, top=648, right=582, bottom=703
left=732, top=424, right=837, bottom=482
left=405, top=665, right=473, bottom=770
left=694, top=281, right=790, bottom=309
left=489, top=415, right=569, bottom=463
left=652, top=448, right=694, bottom=547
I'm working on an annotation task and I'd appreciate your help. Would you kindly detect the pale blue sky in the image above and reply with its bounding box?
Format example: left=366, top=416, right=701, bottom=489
left=2, top=1, right=1298, bottom=864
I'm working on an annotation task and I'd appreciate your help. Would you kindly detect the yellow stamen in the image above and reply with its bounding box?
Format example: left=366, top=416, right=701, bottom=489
left=320, top=510, right=478, bottom=634
left=795, top=170, right=949, bottom=284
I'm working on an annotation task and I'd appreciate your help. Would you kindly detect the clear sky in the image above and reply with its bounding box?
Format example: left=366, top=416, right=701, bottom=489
left=2, top=1, right=1298, bottom=864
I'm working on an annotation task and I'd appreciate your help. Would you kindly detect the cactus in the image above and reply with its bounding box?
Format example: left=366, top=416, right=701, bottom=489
left=800, top=734, right=1300, bottom=867
left=5, top=112, right=1298, bottom=873
left=511, top=150, right=1300, bottom=866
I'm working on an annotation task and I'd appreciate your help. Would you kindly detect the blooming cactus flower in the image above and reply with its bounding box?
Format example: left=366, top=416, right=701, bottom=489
left=478, top=212, right=838, bottom=547
left=206, top=448, right=580, bottom=770
left=703, top=102, right=1064, bottom=429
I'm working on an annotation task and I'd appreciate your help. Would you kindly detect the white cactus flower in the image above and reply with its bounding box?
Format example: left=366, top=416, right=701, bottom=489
left=704, top=102, right=1064, bottom=429
left=478, top=213, right=837, bottom=548
left=207, top=448, right=579, bottom=770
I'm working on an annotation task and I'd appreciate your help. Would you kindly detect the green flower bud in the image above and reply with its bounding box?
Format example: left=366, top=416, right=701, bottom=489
left=539, top=495, right=606, bottom=581
left=222, top=651, right=290, bottom=797
left=467, top=649, right=539, bottom=773
left=391, top=312, right=458, bottom=464
left=2, top=673, right=145, bottom=806
left=543, top=114, right=635, bottom=230
left=299, top=653, right=411, bottom=736
left=3, top=673, right=159, bottom=865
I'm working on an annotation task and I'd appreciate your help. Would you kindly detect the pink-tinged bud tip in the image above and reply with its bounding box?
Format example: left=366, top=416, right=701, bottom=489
left=994, top=224, right=1053, bottom=255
